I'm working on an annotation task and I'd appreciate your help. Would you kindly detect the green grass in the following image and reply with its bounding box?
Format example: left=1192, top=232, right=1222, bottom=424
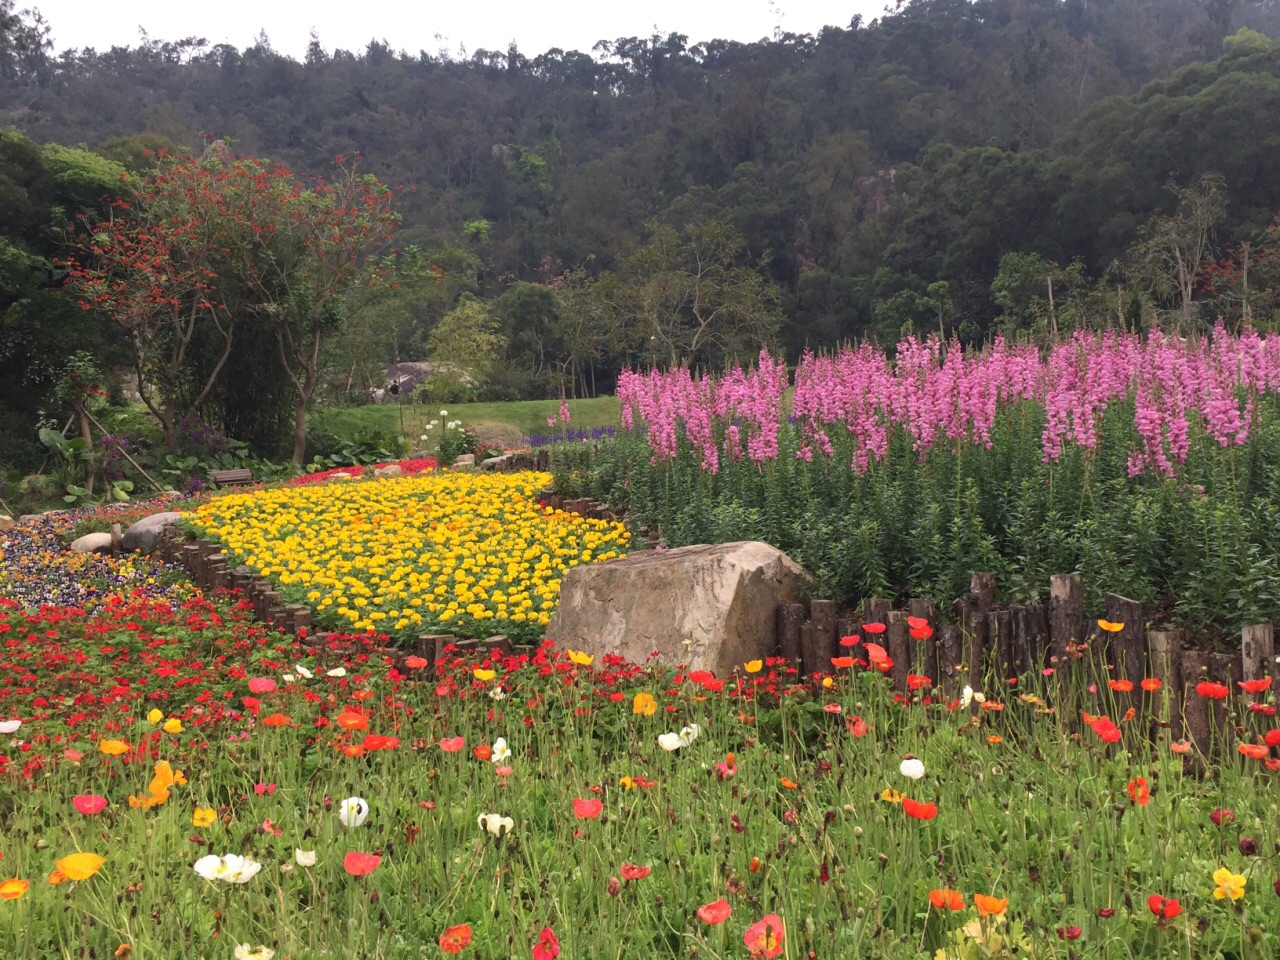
left=314, top=397, right=621, bottom=448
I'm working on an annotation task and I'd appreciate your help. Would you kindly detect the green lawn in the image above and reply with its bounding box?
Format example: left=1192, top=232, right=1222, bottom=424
left=313, top=396, right=621, bottom=448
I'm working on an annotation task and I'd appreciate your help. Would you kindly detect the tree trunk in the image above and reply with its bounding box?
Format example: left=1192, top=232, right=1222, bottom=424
left=75, top=403, right=96, bottom=496
left=291, top=390, right=309, bottom=465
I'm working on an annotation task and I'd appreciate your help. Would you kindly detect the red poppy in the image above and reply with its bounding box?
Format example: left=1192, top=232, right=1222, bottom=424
left=1250, top=702, right=1277, bottom=716
left=863, top=622, right=886, bottom=634
left=362, top=734, right=399, bottom=751
left=1097, top=908, right=1116, bottom=918
left=1140, top=678, right=1162, bottom=692
left=830, top=656, right=855, bottom=669
left=439, top=924, right=472, bottom=953
left=822, top=703, right=842, bottom=714
left=743, top=914, right=785, bottom=959
left=902, top=797, right=938, bottom=821
left=473, top=744, right=492, bottom=761
left=247, top=677, right=277, bottom=694
left=839, top=634, right=861, bottom=647
left=929, top=888, right=965, bottom=910
left=697, top=899, right=732, bottom=924
left=1089, top=717, right=1121, bottom=743
left=907, top=674, right=931, bottom=690
left=1210, top=807, right=1235, bottom=826
left=72, top=794, right=108, bottom=816
left=1147, top=894, right=1181, bottom=920
left=440, top=736, right=465, bottom=752
left=909, top=625, right=934, bottom=640
left=1056, top=926, right=1082, bottom=940
left=532, top=926, right=560, bottom=960
left=1108, top=679, right=1133, bottom=693
left=1196, top=681, right=1230, bottom=700
left=404, top=655, right=428, bottom=670
left=864, top=643, right=889, bottom=664
left=847, top=716, right=869, bottom=738
left=572, top=797, right=603, bottom=819
left=620, top=862, right=651, bottom=880
left=1238, top=742, right=1269, bottom=760
left=343, top=851, right=382, bottom=876
left=1239, top=677, right=1273, bottom=694
left=1265, top=729, right=1280, bottom=747
left=1127, top=777, right=1150, bottom=806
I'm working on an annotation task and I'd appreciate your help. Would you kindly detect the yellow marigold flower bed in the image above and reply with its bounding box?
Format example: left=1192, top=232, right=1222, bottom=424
left=186, top=471, right=629, bottom=642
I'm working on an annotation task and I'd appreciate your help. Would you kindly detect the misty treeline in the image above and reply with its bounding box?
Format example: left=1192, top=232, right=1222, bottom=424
left=6, top=0, right=1280, bottom=463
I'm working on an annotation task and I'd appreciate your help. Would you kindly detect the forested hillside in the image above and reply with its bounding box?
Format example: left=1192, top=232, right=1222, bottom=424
left=5, top=0, right=1280, bottom=464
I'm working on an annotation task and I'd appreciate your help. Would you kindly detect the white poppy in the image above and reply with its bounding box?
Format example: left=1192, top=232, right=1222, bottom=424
left=0, top=719, right=21, bottom=734
left=294, top=849, right=317, bottom=867
left=899, top=757, right=925, bottom=780
left=337, top=796, right=369, bottom=828
left=491, top=737, right=511, bottom=763
left=326, top=667, right=347, bottom=678
left=295, top=665, right=313, bottom=680
left=439, top=409, right=448, bottom=416
left=489, top=685, right=507, bottom=701
left=657, top=732, right=684, bottom=752
left=679, top=724, right=700, bottom=746
left=281, top=674, right=296, bottom=684
left=192, top=854, right=262, bottom=884
left=234, top=946, right=275, bottom=960
left=477, top=813, right=514, bottom=837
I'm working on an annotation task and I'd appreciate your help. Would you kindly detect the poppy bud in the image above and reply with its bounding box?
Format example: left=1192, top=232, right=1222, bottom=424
left=1240, top=837, right=1258, bottom=856
left=1097, top=908, right=1116, bottom=918
left=853, top=826, right=863, bottom=838
left=607, top=876, right=621, bottom=897
left=1210, top=807, right=1235, bottom=826
left=1274, top=875, right=1280, bottom=897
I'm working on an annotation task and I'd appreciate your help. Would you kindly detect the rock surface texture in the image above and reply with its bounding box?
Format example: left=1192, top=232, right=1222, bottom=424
left=122, top=512, right=185, bottom=552
left=547, top=541, right=808, bottom=676
left=70, top=532, right=114, bottom=554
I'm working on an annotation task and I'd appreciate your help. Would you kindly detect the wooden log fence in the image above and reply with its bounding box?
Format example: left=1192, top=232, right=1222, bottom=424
left=157, top=506, right=1275, bottom=758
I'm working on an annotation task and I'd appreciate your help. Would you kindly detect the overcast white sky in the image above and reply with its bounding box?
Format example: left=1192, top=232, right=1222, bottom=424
left=39, top=0, right=895, bottom=61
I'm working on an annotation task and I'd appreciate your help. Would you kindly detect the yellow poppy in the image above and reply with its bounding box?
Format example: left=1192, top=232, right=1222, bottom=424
left=632, top=692, right=658, bottom=716
left=55, top=853, right=104, bottom=881
left=1097, top=620, right=1124, bottom=633
left=743, top=660, right=763, bottom=674
left=192, top=807, right=217, bottom=829
left=567, top=649, right=594, bottom=666
left=98, top=740, right=129, bottom=757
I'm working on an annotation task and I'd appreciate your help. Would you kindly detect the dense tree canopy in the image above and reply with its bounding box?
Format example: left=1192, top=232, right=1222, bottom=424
left=6, top=0, right=1280, bottom=462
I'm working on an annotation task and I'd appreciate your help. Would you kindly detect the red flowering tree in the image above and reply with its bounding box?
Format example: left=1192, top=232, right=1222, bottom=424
left=67, top=148, right=400, bottom=460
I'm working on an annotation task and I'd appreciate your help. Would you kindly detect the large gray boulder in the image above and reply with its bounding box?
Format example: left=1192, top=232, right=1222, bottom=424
left=70, top=532, right=114, bottom=554
left=122, top=511, right=185, bottom=552
left=547, top=541, right=808, bottom=676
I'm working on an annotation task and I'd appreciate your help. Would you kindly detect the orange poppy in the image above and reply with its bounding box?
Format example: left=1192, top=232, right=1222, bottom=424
left=1097, top=620, right=1124, bottom=633
left=1237, top=743, right=1269, bottom=760
left=929, top=888, right=965, bottom=911
left=973, top=894, right=1008, bottom=917
left=1108, top=679, right=1133, bottom=693
left=1140, top=678, right=1162, bottom=692
left=902, top=797, right=938, bottom=820
left=830, top=657, right=856, bottom=669
left=336, top=710, right=369, bottom=731
left=779, top=777, right=799, bottom=789
left=262, top=713, right=291, bottom=727
left=474, top=744, right=492, bottom=761
left=439, top=924, right=473, bottom=954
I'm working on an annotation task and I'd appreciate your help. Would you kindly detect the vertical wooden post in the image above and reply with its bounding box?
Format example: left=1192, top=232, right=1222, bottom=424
left=1048, top=574, right=1084, bottom=667
left=1148, top=629, right=1184, bottom=742
left=810, top=600, right=837, bottom=676
left=958, top=572, right=996, bottom=690
left=991, top=610, right=1014, bottom=683
left=1180, top=650, right=1211, bottom=756
left=1105, top=593, right=1145, bottom=717
left=908, top=598, right=940, bottom=687
left=937, top=624, right=963, bottom=698
left=799, top=623, right=816, bottom=676
left=1209, top=652, right=1241, bottom=748
left=778, top=603, right=805, bottom=671
left=886, top=610, right=910, bottom=693
left=863, top=598, right=889, bottom=630
left=1241, top=623, right=1274, bottom=684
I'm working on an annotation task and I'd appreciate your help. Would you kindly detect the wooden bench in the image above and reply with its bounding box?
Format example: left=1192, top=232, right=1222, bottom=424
left=209, top=468, right=255, bottom=488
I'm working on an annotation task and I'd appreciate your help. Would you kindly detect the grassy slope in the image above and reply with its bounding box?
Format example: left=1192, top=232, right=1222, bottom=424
left=314, top=396, right=621, bottom=447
